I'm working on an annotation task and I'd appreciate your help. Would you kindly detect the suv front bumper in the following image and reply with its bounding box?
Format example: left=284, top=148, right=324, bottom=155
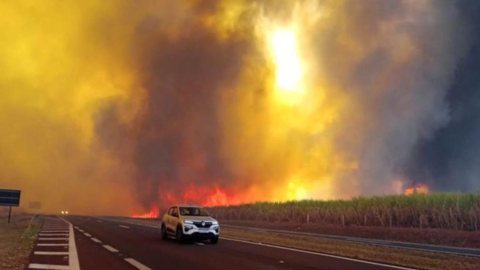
left=182, top=224, right=220, bottom=237
left=183, top=232, right=219, bottom=240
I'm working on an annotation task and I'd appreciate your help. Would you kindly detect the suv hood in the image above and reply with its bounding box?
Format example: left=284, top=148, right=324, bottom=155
left=181, top=216, right=217, bottom=223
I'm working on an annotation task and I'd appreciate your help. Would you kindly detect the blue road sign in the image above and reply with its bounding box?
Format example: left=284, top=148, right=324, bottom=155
left=0, top=189, right=21, bottom=206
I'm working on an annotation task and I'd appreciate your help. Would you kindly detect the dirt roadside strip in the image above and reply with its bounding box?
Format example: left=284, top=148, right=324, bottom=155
left=221, top=224, right=480, bottom=258
left=0, top=214, right=39, bottom=270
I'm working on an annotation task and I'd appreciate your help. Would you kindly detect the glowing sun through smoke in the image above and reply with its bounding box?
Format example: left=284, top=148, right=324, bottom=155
left=268, top=27, right=305, bottom=104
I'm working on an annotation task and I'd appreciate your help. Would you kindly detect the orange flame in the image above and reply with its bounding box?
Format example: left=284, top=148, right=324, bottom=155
left=131, top=205, right=159, bottom=218
left=404, top=183, right=430, bottom=196
left=130, top=185, right=247, bottom=218
left=176, top=185, right=244, bottom=207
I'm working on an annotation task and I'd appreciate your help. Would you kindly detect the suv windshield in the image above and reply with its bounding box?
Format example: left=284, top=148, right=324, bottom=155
left=179, top=207, right=209, bottom=216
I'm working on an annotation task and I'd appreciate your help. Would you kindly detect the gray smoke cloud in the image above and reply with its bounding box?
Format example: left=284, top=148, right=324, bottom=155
left=405, top=0, right=480, bottom=192
left=298, top=0, right=471, bottom=196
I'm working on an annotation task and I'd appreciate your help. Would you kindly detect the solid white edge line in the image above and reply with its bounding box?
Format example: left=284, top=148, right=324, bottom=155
left=38, top=238, right=69, bottom=241
left=124, top=258, right=152, bottom=270
left=58, top=216, right=80, bottom=270
left=99, top=217, right=415, bottom=269
left=222, top=225, right=480, bottom=257
left=119, top=225, right=130, bottom=229
left=28, top=263, right=70, bottom=270
left=104, top=217, right=413, bottom=269
left=103, top=245, right=119, bottom=253
left=221, top=237, right=417, bottom=270
left=39, top=234, right=69, bottom=236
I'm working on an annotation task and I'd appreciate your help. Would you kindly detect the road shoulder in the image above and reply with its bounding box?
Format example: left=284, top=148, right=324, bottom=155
left=221, top=226, right=480, bottom=270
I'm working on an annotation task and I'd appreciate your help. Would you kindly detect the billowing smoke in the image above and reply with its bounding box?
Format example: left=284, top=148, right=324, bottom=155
left=0, top=0, right=478, bottom=215
left=405, top=0, right=480, bottom=192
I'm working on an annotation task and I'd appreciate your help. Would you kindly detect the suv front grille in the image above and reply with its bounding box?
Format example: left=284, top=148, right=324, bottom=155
left=193, top=221, right=212, bottom=228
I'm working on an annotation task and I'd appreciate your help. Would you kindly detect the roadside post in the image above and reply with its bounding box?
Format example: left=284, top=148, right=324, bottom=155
left=0, top=189, right=21, bottom=224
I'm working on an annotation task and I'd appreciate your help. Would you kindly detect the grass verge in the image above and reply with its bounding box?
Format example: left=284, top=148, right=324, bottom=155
left=221, top=226, right=480, bottom=270
left=0, top=214, right=40, bottom=270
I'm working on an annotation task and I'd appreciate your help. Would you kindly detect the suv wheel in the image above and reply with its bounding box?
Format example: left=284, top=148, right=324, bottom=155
left=210, top=237, right=219, bottom=244
left=176, top=227, right=184, bottom=243
left=161, top=224, right=167, bottom=240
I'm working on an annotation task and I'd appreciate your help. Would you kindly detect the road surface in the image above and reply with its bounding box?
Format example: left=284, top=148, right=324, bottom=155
left=30, top=215, right=415, bottom=270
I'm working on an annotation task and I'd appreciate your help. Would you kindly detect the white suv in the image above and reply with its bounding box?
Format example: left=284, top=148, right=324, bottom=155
left=161, top=205, right=220, bottom=244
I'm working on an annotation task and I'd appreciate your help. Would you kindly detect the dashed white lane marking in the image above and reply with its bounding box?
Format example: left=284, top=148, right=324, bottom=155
left=103, top=245, right=119, bottom=253
left=38, top=238, right=68, bottom=241
left=28, top=263, right=70, bottom=270
left=34, top=251, right=69, bottom=256
left=37, top=243, right=69, bottom=247
left=84, top=233, right=92, bottom=237
left=222, top=237, right=417, bottom=270
left=195, top=242, right=205, bottom=246
left=124, top=258, right=152, bottom=270
left=91, top=237, right=102, bottom=243
left=119, top=225, right=130, bottom=229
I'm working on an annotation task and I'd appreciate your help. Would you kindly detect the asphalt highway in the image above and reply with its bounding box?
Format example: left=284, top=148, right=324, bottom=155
left=62, top=216, right=415, bottom=270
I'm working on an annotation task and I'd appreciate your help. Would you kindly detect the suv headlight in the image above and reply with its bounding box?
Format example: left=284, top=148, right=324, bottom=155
left=184, top=224, right=194, bottom=231
left=184, top=220, right=194, bottom=224
left=212, top=221, right=218, bottom=225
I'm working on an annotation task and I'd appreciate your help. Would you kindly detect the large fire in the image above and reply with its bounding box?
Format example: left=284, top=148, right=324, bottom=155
left=404, top=183, right=430, bottom=196
left=1, top=1, right=461, bottom=216
left=131, top=186, right=238, bottom=218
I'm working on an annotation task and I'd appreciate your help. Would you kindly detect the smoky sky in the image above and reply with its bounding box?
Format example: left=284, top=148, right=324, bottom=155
left=94, top=2, right=256, bottom=208
left=132, top=27, right=248, bottom=207
left=405, top=0, right=480, bottom=192
left=88, top=0, right=480, bottom=211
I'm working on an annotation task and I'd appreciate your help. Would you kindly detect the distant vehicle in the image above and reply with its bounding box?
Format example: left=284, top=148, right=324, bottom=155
left=161, top=205, right=219, bottom=244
